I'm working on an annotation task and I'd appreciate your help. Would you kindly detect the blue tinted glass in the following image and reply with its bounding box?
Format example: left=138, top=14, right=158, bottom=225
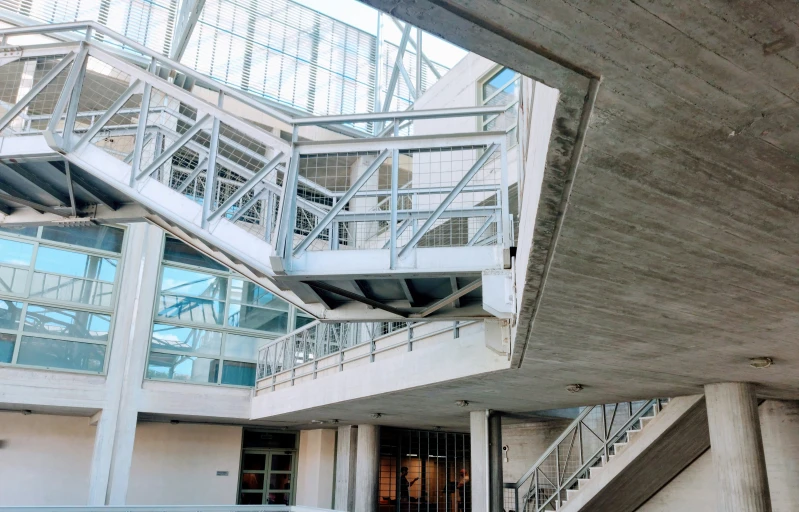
left=35, top=247, right=117, bottom=282
left=157, top=295, right=225, bottom=325
left=224, top=333, right=270, bottom=360
left=295, top=314, right=315, bottom=329
left=0, top=333, right=14, bottom=363
left=160, top=266, right=227, bottom=299
left=0, top=238, right=34, bottom=266
left=151, top=323, right=222, bottom=355
left=16, top=336, right=106, bottom=372
left=230, top=279, right=288, bottom=309
left=228, top=304, right=288, bottom=333
left=146, top=353, right=219, bottom=383
left=40, top=225, right=124, bottom=253
left=485, top=67, right=516, bottom=93
left=0, top=226, right=38, bottom=237
left=23, top=305, right=111, bottom=342
left=0, top=300, right=23, bottom=330
left=163, top=237, right=226, bottom=271
left=221, top=361, right=256, bottom=386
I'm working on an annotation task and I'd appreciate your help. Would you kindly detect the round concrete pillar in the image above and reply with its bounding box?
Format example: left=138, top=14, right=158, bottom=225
left=355, top=424, right=379, bottom=512
left=760, top=400, right=799, bottom=512
left=705, top=382, right=771, bottom=512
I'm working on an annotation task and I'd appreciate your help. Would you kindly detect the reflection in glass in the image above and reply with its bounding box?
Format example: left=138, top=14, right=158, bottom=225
left=150, top=323, right=222, bottom=355
left=229, top=279, right=288, bottom=309
left=241, top=452, right=266, bottom=471
left=0, top=332, right=15, bottom=363
left=269, top=473, right=291, bottom=490
left=0, top=226, right=38, bottom=237
left=0, top=264, right=28, bottom=295
left=0, top=238, right=34, bottom=266
left=160, top=266, right=227, bottom=299
left=271, top=454, right=293, bottom=471
left=34, top=247, right=118, bottom=282
left=295, top=314, right=315, bottom=329
left=146, top=353, right=219, bottom=383
left=221, top=360, right=256, bottom=386
left=30, top=273, right=115, bottom=308
left=227, top=304, right=288, bottom=333
left=0, top=300, right=23, bottom=330
left=241, top=473, right=264, bottom=490
left=163, top=236, right=226, bottom=271
left=23, top=305, right=110, bottom=342
left=157, top=295, right=225, bottom=325
left=16, top=336, right=106, bottom=372
left=40, top=225, right=124, bottom=253
left=224, top=333, right=270, bottom=360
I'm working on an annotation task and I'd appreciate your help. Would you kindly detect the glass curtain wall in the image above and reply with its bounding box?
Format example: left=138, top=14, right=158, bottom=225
left=0, top=225, right=125, bottom=373
left=146, top=235, right=312, bottom=387
left=182, top=0, right=376, bottom=118
left=0, top=0, right=178, bottom=56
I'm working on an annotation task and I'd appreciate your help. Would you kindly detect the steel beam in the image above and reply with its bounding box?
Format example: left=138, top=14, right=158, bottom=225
left=390, top=18, right=441, bottom=80
left=306, top=281, right=406, bottom=317
left=74, top=79, right=142, bottom=151
left=412, top=279, right=482, bottom=318
left=0, top=162, right=71, bottom=206
left=207, top=151, right=283, bottom=222
left=170, top=0, right=207, bottom=60
left=382, top=23, right=412, bottom=113
left=135, top=114, right=212, bottom=180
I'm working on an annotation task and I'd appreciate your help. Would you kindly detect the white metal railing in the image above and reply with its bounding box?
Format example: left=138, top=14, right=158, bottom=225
left=507, top=399, right=668, bottom=512
left=0, top=22, right=516, bottom=277
left=255, top=319, right=471, bottom=389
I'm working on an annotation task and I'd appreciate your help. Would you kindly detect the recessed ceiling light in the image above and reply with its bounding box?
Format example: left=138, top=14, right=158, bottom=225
left=749, top=357, right=773, bottom=369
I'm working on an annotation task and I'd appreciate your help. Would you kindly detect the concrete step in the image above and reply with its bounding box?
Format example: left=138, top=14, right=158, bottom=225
left=626, top=427, right=642, bottom=443
left=613, top=441, right=628, bottom=456
left=578, top=478, right=591, bottom=489
left=640, top=415, right=656, bottom=429
left=590, top=465, right=604, bottom=479
left=566, top=488, right=580, bottom=501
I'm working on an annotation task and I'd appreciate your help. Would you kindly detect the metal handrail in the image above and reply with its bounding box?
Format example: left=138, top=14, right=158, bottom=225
left=510, top=399, right=663, bottom=512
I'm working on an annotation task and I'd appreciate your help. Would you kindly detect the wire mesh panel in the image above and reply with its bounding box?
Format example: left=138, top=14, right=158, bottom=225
left=0, top=54, right=74, bottom=135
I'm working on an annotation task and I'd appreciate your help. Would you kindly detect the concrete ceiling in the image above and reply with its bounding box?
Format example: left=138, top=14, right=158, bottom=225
left=270, top=0, right=799, bottom=430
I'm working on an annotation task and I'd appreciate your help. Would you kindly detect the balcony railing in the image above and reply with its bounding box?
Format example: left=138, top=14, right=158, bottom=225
left=255, top=319, right=472, bottom=391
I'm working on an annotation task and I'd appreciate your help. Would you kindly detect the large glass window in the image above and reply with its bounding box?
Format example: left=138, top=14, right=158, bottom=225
left=0, top=226, right=124, bottom=373
left=480, top=67, right=520, bottom=146
left=146, top=237, right=312, bottom=387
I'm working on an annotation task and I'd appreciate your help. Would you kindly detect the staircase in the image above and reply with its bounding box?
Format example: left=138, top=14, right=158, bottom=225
left=0, top=21, right=517, bottom=323
left=508, top=399, right=671, bottom=512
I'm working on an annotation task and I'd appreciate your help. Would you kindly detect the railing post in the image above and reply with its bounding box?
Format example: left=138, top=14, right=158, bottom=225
left=601, top=405, right=610, bottom=463
left=390, top=122, right=399, bottom=268
left=555, top=444, right=560, bottom=508
left=499, top=139, right=511, bottom=249
left=407, top=322, right=413, bottom=352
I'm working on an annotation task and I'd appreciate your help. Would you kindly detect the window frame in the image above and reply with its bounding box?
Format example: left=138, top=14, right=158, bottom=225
left=145, top=235, right=311, bottom=388
left=0, top=225, right=127, bottom=375
left=478, top=65, right=521, bottom=147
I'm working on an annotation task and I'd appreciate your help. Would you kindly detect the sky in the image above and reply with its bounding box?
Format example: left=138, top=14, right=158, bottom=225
left=295, top=0, right=468, bottom=68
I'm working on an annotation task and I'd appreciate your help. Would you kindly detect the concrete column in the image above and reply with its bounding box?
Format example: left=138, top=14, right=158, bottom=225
left=355, top=424, right=379, bottom=512
left=760, top=400, right=799, bottom=512
left=297, top=429, right=337, bottom=508
left=470, top=410, right=489, bottom=512
left=87, top=223, right=163, bottom=505
left=705, top=382, right=771, bottom=512
left=488, top=412, right=504, bottom=512
left=335, top=425, right=358, bottom=511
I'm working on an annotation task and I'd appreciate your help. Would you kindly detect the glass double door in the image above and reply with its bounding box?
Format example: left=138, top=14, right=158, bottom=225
left=239, top=449, right=295, bottom=505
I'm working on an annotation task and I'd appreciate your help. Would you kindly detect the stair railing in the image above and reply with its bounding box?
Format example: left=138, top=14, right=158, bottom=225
left=509, top=399, right=664, bottom=512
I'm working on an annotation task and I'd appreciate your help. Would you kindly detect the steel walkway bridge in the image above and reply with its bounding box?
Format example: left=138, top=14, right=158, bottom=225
left=0, top=22, right=517, bottom=323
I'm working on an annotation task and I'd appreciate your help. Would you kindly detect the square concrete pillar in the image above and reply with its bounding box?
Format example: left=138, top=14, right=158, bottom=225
left=355, top=424, right=379, bottom=511
left=335, top=425, right=358, bottom=511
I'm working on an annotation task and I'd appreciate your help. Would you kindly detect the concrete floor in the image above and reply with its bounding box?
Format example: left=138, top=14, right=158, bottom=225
left=260, top=0, right=799, bottom=430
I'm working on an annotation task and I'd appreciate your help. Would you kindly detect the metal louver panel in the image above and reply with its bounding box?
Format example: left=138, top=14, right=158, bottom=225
left=0, top=0, right=178, bottom=55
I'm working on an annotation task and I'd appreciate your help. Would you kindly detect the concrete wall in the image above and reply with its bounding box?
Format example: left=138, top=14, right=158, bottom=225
left=638, top=400, right=799, bottom=512
left=0, top=412, right=96, bottom=506
left=502, top=419, right=573, bottom=483
left=127, top=422, right=243, bottom=505
left=296, top=429, right=337, bottom=508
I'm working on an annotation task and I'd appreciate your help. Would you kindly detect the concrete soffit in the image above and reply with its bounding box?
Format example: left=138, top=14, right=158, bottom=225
left=358, top=0, right=601, bottom=367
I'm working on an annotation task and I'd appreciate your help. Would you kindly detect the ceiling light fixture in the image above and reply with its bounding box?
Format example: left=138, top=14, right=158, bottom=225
left=749, top=357, right=773, bottom=369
